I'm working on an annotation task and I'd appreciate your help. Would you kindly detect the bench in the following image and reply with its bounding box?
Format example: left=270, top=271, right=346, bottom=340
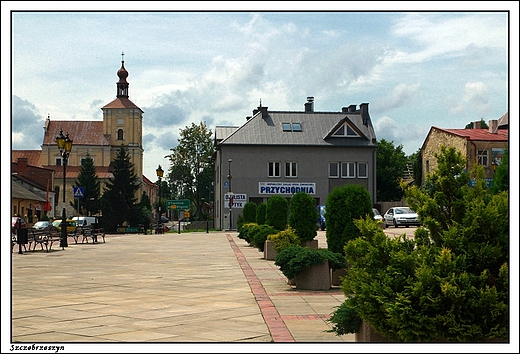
left=47, top=227, right=64, bottom=250
left=29, top=229, right=51, bottom=252
left=73, top=225, right=105, bottom=244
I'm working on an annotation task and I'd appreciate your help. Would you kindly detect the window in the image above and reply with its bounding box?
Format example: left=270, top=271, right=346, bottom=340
left=117, top=118, right=124, bottom=125
left=333, top=122, right=359, bottom=137
left=329, top=162, right=339, bottom=178
left=358, top=162, right=368, bottom=178
left=341, top=162, right=356, bottom=178
left=282, top=123, right=302, bottom=132
left=268, top=161, right=281, bottom=177
left=477, top=150, right=488, bottom=166
left=426, top=160, right=430, bottom=173
left=285, top=162, right=297, bottom=178
left=55, top=158, right=62, bottom=166
left=117, top=129, right=124, bottom=140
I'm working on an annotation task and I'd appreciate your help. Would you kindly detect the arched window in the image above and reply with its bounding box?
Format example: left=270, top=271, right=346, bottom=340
left=117, top=129, right=124, bottom=140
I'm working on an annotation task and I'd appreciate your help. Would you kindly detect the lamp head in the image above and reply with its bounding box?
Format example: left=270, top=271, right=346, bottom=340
left=156, top=165, right=164, bottom=178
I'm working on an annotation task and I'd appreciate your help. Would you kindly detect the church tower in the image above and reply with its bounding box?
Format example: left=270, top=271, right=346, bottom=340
left=101, top=53, right=144, bottom=180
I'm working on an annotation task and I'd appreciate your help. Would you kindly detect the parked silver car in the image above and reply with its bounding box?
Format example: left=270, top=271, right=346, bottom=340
left=383, top=207, right=420, bottom=228
left=372, top=208, right=383, bottom=222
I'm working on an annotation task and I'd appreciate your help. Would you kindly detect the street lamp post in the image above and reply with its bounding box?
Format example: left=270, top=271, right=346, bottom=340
left=227, top=158, right=233, bottom=231
left=55, top=129, right=73, bottom=249
left=156, top=165, right=164, bottom=234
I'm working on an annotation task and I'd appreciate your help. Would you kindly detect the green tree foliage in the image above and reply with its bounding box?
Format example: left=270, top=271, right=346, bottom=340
left=376, top=139, right=408, bottom=201
left=330, top=146, right=509, bottom=342
left=100, top=145, right=141, bottom=231
left=409, top=148, right=422, bottom=186
left=256, top=202, right=267, bottom=225
left=288, top=191, right=318, bottom=242
left=70, top=153, right=100, bottom=216
left=465, top=118, right=488, bottom=129
left=165, top=122, right=214, bottom=220
left=251, top=224, right=278, bottom=252
left=491, top=148, right=508, bottom=194
left=137, top=190, right=153, bottom=231
left=325, top=184, right=373, bottom=255
left=266, top=195, right=288, bottom=231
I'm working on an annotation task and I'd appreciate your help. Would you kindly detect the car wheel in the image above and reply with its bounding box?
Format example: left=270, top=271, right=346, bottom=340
left=393, top=219, right=398, bottom=228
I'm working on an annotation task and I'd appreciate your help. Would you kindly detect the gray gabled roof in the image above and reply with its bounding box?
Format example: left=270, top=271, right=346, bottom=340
left=12, top=180, right=46, bottom=201
left=217, top=107, right=377, bottom=147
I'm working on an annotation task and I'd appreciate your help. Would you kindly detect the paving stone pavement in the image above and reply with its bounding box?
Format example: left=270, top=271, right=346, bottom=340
left=8, top=230, right=355, bottom=352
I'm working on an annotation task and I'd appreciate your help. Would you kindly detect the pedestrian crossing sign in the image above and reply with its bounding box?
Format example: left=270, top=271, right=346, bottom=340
left=74, top=187, right=84, bottom=198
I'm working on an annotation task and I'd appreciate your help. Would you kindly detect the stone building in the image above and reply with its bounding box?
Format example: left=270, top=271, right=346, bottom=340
left=421, top=112, right=509, bottom=185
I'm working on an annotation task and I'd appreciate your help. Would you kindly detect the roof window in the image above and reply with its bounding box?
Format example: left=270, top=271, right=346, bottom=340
left=282, top=123, right=302, bottom=132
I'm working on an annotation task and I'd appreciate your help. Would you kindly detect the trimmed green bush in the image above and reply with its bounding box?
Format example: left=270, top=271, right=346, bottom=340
left=250, top=224, right=278, bottom=252
left=237, top=222, right=258, bottom=245
left=267, top=226, right=301, bottom=253
left=274, top=245, right=346, bottom=280
left=288, top=191, right=318, bottom=242
left=242, top=202, right=257, bottom=223
left=326, top=298, right=363, bottom=335
left=266, top=195, right=288, bottom=231
left=256, top=202, right=267, bottom=225
left=325, top=184, right=373, bottom=255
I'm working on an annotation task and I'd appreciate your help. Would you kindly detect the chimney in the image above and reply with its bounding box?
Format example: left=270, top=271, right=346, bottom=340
left=348, top=104, right=357, bottom=113
left=474, top=121, right=481, bottom=129
left=260, top=106, right=268, bottom=119
left=360, top=103, right=369, bottom=126
left=488, top=119, right=498, bottom=134
left=17, top=158, right=29, bottom=172
left=304, top=96, right=314, bottom=112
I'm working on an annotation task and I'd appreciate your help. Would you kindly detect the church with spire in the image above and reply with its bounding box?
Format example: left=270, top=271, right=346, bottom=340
left=12, top=54, right=156, bottom=220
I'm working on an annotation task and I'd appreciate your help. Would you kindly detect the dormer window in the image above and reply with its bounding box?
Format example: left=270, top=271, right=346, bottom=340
left=333, top=122, right=359, bottom=137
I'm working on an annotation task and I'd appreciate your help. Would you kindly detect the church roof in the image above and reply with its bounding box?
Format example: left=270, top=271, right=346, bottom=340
left=42, top=121, right=110, bottom=146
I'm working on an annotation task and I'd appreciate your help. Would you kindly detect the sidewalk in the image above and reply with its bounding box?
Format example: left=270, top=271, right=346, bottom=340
left=9, top=230, right=353, bottom=351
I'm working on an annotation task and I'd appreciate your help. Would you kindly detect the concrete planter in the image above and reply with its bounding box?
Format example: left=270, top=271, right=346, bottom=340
left=332, top=267, right=347, bottom=286
left=294, top=259, right=331, bottom=290
left=301, top=239, right=318, bottom=249
left=264, top=239, right=277, bottom=260
left=355, top=320, right=391, bottom=342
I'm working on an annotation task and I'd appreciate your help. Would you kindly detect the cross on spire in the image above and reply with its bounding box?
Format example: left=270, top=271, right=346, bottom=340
left=121, top=51, right=125, bottom=61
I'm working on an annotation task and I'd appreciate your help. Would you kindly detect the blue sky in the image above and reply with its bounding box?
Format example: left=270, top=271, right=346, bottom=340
left=4, top=3, right=518, bottom=182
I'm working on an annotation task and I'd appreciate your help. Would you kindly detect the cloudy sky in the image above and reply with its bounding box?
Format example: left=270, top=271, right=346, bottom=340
left=4, top=3, right=518, bottom=182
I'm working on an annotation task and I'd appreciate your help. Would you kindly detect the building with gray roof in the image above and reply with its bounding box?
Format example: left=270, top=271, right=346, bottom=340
left=214, top=97, right=377, bottom=230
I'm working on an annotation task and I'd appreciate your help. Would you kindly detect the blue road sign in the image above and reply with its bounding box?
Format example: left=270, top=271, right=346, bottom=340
left=74, top=187, right=84, bottom=198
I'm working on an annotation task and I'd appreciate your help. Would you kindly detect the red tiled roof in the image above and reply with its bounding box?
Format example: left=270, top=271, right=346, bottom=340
left=12, top=150, right=42, bottom=166
left=42, top=121, right=110, bottom=146
left=434, top=127, right=509, bottom=142
left=102, top=97, right=142, bottom=110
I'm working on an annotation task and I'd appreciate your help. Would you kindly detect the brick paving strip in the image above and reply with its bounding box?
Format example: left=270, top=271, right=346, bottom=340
left=226, top=234, right=295, bottom=342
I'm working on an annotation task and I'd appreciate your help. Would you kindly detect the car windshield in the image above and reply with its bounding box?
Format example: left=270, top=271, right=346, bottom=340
left=372, top=208, right=381, bottom=215
left=396, top=207, right=414, bottom=214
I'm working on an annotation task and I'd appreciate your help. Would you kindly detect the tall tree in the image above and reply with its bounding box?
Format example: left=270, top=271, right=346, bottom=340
left=101, top=144, right=141, bottom=231
left=165, top=122, right=214, bottom=220
left=491, top=147, right=508, bottom=194
left=70, top=153, right=100, bottom=216
left=376, top=139, right=408, bottom=201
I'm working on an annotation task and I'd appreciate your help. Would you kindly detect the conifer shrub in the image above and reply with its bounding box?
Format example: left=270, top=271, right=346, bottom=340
left=325, top=184, right=373, bottom=255
left=267, top=226, right=300, bottom=253
left=265, top=195, right=288, bottom=231
left=274, top=245, right=346, bottom=280
left=288, top=191, right=318, bottom=242
left=256, top=202, right=267, bottom=225
left=237, top=222, right=258, bottom=245
left=250, top=224, right=278, bottom=252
